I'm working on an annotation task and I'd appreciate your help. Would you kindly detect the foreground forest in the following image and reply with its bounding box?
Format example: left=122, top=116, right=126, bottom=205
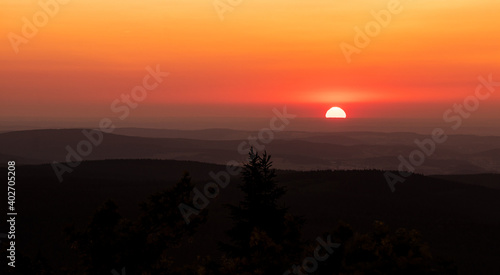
left=1, top=151, right=500, bottom=274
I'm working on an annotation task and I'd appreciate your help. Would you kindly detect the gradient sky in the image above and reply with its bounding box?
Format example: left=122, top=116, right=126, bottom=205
left=1, top=0, right=499, bottom=120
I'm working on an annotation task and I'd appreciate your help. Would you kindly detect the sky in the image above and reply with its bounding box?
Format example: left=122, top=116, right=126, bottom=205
left=1, top=0, right=499, bottom=122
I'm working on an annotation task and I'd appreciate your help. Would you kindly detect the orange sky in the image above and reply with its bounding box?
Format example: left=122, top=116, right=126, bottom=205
left=1, top=0, right=499, bottom=119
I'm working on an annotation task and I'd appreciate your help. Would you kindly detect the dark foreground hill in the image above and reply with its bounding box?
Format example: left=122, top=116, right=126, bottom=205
left=1, top=159, right=500, bottom=274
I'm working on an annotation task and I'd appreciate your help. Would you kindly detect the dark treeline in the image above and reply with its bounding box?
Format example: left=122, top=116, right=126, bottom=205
left=1, top=150, right=457, bottom=274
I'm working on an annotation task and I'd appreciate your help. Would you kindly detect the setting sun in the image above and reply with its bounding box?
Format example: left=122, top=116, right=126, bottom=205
left=325, top=107, right=347, bottom=118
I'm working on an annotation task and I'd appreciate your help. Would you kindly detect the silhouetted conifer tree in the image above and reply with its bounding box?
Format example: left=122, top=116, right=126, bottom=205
left=219, top=148, right=303, bottom=274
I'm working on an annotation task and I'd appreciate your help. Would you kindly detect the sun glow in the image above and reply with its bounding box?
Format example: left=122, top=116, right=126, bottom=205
left=325, top=107, right=347, bottom=118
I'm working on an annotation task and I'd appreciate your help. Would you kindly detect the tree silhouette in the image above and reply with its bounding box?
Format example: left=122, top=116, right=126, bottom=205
left=61, top=159, right=457, bottom=274
left=308, top=221, right=457, bottom=275
left=64, top=200, right=126, bottom=274
left=64, top=172, right=207, bottom=274
left=219, top=148, right=303, bottom=274
left=135, top=172, right=207, bottom=273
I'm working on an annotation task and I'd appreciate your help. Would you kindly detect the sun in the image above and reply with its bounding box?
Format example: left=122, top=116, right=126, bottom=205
left=325, top=107, right=347, bottom=118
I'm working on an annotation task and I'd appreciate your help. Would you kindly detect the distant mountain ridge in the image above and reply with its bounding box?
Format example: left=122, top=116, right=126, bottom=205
left=1, top=128, right=500, bottom=174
